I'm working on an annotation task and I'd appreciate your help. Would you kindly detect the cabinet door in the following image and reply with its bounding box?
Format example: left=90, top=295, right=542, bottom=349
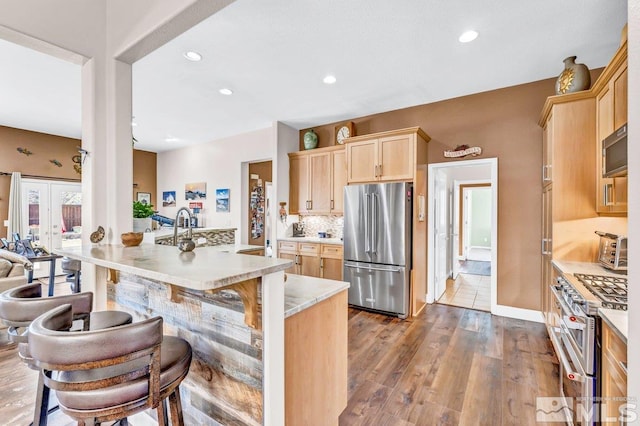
left=613, top=64, right=627, bottom=130
left=379, top=134, right=414, bottom=181
left=289, top=155, right=310, bottom=214
left=542, top=115, right=553, bottom=185
left=331, top=149, right=346, bottom=214
left=596, top=87, right=614, bottom=213
left=346, top=139, right=378, bottom=183
left=309, top=152, right=331, bottom=213
left=279, top=251, right=298, bottom=275
left=298, top=243, right=320, bottom=277
left=601, top=321, right=627, bottom=425
left=321, top=257, right=343, bottom=281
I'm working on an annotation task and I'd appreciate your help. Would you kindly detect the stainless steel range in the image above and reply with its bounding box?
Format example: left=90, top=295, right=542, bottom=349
left=573, top=273, right=628, bottom=310
left=549, top=272, right=628, bottom=425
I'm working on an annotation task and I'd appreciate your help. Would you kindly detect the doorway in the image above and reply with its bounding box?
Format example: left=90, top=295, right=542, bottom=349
left=427, top=158, right=497, bottom=313
left=247, top=160, right=272, bottom=249
left=21, top=179, right=82, bottom=277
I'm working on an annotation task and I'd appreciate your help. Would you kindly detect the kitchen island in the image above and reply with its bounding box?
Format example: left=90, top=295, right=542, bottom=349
left=54, top=244, right=348, bottom=426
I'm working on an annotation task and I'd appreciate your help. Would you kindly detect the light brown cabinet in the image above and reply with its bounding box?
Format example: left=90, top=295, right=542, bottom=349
left=539, top=89, right=598, bottom=325
left=289, top=146, right=345, bottom=215
left=345, top=127, right=430, bottom=184
left=278, top=241, right=321, bottom=277
left=594, top=42, right=628, bottom=215
left=277, top=241, right=343, bottom=280
left=601, top=320, right=627, bottom=425
left=320, top=244, right=343, bottom=281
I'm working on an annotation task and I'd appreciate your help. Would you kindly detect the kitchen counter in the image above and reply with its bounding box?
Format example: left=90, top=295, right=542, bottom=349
left=53, top=243, right=347, bottom=425
left=212, top=243, right=264, bottom=254
left=599, top=308, right=628, bottom=343
left=552, top=260, right=626, bottom=278
left=277, top=236, right=343, bottom=245
left=54, top=244, right=289, bottom=292
left=284, top=273, right=349, bottom=318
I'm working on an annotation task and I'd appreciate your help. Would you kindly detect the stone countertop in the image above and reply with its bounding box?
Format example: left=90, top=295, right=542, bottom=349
left=284, top=274, right=349, bottom=318
left=212, top=244, right=264, bottom=254
left=278, top=236, right=343, bottom=245
left=599, top=308, right=628, bottom=344
left=552, top=260, right=627, bottom=278
left=54, top=244, right=291, bottom=291
left=153, top=227, right=236, bottom=240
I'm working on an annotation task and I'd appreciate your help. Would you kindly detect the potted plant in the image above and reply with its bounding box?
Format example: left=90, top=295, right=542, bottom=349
left=132, top=200, right=155, bottom=232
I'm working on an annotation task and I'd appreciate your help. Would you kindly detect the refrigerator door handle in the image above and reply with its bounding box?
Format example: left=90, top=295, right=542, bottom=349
left=344, top=262, right=401, bottom=273
left=371, top=193, right=377, bottom=253
left=364, top=193, right=370, bottom=253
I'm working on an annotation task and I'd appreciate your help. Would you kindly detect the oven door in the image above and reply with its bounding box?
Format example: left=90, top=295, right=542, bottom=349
left=550, top=285, right=596, bottom=375
left=549, top=327, right=597, bottom=425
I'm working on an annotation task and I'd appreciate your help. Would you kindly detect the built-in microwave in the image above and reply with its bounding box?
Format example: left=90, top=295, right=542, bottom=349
left=602, top=123, right=627, bottom=178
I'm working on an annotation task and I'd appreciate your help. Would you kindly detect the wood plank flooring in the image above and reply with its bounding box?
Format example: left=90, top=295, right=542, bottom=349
left=0, top=282, right=559, bottom=426
left=339, top=304, right=560, bottom=426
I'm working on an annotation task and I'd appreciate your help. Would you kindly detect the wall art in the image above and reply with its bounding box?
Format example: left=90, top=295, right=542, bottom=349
left=185, top=182, right=206, bottom=200
left=216, top=188, right=230, bottom=212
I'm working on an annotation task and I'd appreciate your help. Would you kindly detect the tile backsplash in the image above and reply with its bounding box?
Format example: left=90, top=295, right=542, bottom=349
left=298, top=215, right=344, bottom=239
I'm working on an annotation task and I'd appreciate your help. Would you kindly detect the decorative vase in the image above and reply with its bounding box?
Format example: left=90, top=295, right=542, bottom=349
left=132, top=217, right=152, bottom=233
left=555, top=56, right=591, bottom=95
left=303, top=129, right=318, bottom=150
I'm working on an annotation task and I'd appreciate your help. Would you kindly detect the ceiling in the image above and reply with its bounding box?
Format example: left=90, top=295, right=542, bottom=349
left=0, top=0, right=627, bottom=152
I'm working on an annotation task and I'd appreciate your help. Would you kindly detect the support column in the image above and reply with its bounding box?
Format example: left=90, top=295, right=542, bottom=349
left=81, top=55, right=132, bottom=310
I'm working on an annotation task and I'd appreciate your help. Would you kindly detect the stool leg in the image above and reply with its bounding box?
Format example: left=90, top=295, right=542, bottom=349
left=74, top=272, right=81, bottom=293
left=156, top=400, right=167, bottom=426
left=33, top=371, right=49, bottom=426
left=169, top=387, right=184, bottom=426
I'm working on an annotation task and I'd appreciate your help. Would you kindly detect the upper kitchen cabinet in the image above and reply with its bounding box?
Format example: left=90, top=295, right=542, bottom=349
left=593, top=41, right=627, bottom=215
left=289, top=145, right=346, bottom=215
left=539, top=95, right=596, bottom=222
left=345, top=127, right=430, bottom=184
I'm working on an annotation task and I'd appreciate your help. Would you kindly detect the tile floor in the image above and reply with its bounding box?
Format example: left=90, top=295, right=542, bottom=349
left=438, top=273, right=490, bottom=311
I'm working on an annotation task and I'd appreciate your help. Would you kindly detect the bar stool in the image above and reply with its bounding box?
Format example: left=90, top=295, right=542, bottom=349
left=61, top=257, right=81, bottom=293
left=0, top=283, right=133, bottom=426
left=28, top=304, right=192, bottom=426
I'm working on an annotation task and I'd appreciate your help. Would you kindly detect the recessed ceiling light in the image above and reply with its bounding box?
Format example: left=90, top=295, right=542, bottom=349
left=219, top=88, right=233, bottom=95
left=131, top=121, right=138, bottom=127
left=323, top=75, right=337, bottom=84
left=165, top=136, right=180, bottom=143
left=459, top=30, right=478, bottom=43
left=183, top=51, right=202, bottom=61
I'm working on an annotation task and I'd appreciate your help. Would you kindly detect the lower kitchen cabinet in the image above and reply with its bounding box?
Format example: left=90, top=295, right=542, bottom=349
left=320, top=244, right=343, bottom=281
left=601, top=320, right=627, bottom=425
left=278, top=241, right=343, bottom=280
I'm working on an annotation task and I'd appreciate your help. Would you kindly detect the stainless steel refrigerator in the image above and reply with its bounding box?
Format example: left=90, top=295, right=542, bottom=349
left=343, top=182, right=412, bottom=318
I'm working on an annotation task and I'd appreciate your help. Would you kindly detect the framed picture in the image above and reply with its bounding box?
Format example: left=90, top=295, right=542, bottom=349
left=162, top=191, right=176, bottom=207
left=137, top=192, right=152, bottom=205
left=185, top=182, right=207, bottom=200
left=15, top=239, right=36, bottom=257
left=216, top=188, right=230, bottom=212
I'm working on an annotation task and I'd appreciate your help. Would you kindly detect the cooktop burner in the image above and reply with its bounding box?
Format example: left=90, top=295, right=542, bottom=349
left=574, top=273, right=627, bottom=311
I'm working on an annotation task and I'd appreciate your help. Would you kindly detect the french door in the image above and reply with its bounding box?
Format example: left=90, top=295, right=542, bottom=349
left=21, top=179, right=82, bottom=277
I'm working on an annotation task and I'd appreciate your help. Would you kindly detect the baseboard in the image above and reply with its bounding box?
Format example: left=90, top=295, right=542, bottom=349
left=492, top=304, right=544, bottom=323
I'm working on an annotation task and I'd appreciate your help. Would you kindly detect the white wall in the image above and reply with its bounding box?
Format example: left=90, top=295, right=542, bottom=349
left=157, top=126, right=275, bottom=237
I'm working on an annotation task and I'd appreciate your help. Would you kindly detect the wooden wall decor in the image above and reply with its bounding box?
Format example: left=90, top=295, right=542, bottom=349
left=16, top=147, right=33, bottom=156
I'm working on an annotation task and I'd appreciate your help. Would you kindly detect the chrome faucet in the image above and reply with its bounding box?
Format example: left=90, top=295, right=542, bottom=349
left=173, top=207, right=194, bottom=246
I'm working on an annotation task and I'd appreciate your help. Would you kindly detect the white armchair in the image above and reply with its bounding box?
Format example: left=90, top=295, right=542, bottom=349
left=0, top=249, right=32, bottom=293
left=0, top=249, right=33, bottom=343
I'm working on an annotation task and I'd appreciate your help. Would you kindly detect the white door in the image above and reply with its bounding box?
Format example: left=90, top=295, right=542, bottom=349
left=22, top=179, right=82, bottom=277
left=434, top=170, right=448, bottom=300
left=462, top=187, right=473, bottom=260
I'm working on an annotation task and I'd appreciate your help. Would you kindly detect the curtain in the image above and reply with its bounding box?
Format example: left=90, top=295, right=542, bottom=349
left=7, top=172, right=23, bottom=239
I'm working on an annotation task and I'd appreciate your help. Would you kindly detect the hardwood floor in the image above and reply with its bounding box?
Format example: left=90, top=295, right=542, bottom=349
left=1, top=282, right=559, bottom=426
left=339, top=304, right=560, bottom=426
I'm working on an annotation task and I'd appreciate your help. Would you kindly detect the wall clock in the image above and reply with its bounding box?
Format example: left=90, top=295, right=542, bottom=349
left=335, top=121, right=355, bottom=145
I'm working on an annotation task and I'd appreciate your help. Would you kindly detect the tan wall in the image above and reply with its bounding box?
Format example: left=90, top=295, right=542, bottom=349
left=133, top=149, right=158, bottom=208
left=0, top=126, right=157, bottom=238
left=299, top=72, right=602, bottom=311
left=0, top=125, right=80, bottom=239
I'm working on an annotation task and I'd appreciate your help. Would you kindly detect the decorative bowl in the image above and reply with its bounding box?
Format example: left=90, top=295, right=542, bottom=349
left=121, top=232, right=143, bottom=247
